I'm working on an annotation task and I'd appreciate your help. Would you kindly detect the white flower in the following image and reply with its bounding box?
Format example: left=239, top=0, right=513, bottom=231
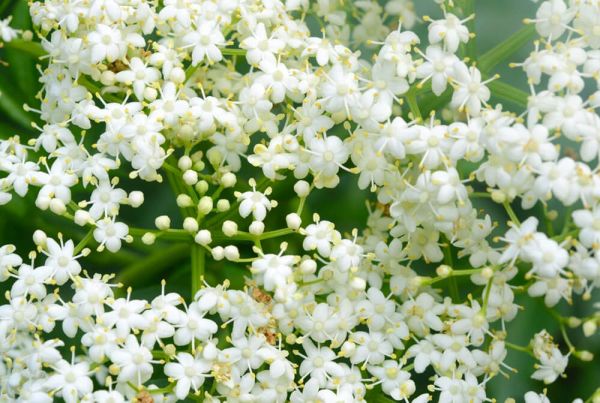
left=164, top=352, right=211, bottom=399
left=109, top=335, right=155, bottom=385
left=450, top=62, right=492, bottom=116
left=93, top=218, right=129, bottom=252
left=237, top=181, right=275, bottom=222
left=115, top=57, right=161, bottom=100
left=427, top=13, right=471, bottom=53
left=183, top=21, right=225, bottom=65
left=45, top=359, right=93, bottom=403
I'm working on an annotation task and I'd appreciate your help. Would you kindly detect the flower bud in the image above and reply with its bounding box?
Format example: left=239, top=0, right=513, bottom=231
left=350, top=276, right=366, bottom=291
left=294, top=180, right=310, bottom=198
left=177, top=194, right=193, bottom=208
left=74, top=210, right=92, bottom=226
left=143, top=87, right=157, bottom=101
left=211, top=246, right=224, bottom=260
left=49, top=198, right=66, bottom=215
left=300, top=259, right=317, bottom=275
left=436, top=264, right=452, bottom=278
left=198, top=196, right=213, bottom=215
left=128, top=191, right=144, bottom=207
left=178, top=156, right=192, bottom=171
left=583, top=320, right=597, bottom=337
left=286, top=213, right=302, bottom=230
left=169, top=67, right=185, bottom=84
left=35, top=195, right=50, bottom=210
left=216, top=199, right=230, bottom=212
left=249, top=221, right=264, bottom=235
left=100, top=70, right=116, bottom=86
left=195, top=230, right=212, bottom=246
left=155, top=215, right=171, bottom=230
left=183, top=217, right=199, bottom=233
left=33, top=230, right=47, bottom=246
left=222, top=220, right=238, bottom=237
left=221, top=172, right=237, bottom=188
left=195, top=180, right=209, bottom=195
left=183, top=170, right=198, bottom=186
left=142, top=232, right=156, bottom=245
left=224, top=245, right=240, bottom=261
left=340, top=341, right=356, bottom=357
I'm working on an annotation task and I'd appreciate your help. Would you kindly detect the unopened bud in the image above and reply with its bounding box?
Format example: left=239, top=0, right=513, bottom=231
left=221, top=172, right=237, bottom=188
left=249, top=221, right=264, bottom=235
left=216, top=199, right=230, bottom=212
left=198, top=196, right=213, bottom=215
left=142, top=232, right=156, bottom=245
left=155, top=215, right=171, bottom=230
left=436, top=264, right=452, bottom=278
left=294, top=180, right=310, bottom=198
left=183, top=170, right=198, bottom=186
left=286, top=213, right=302, bottom=230
left=128, top=191, right=144, bottom=207
left=183, top=217, right=199, bottom=233
left=224, top=245, right=240, bottom=261
left=195, top=230, right=212, bottom=246
left=583, top=320, right=597, bottom=337
left=222, top=220, right=238, bottom=237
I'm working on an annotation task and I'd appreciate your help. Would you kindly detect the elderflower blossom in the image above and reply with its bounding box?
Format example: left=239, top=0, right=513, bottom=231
left=0, top=0, right=597, bottom=402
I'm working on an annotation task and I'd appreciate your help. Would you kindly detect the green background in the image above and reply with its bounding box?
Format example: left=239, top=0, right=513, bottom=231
left=0, top=0, right=598, bottom=401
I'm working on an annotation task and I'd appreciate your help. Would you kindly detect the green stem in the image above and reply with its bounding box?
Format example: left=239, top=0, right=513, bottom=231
left=503, top=200, right=521, bottom=226
left=405, top=89, right=422, bottom=121
left=443, top=241, right=460, bottom=301
left=505, top=341, right=535, bottom=357
left=479, top=24, right=536, bottom=74
left=74, top=228, right=94, bottom=254
left=128, top=227, right=192, bottom=241
left=191, top=245, right=206, bottom=298
left=221, top=48, right=247, bottom=56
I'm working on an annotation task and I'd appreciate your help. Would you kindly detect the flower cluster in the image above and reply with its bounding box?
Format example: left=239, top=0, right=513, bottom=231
left=0, top=0, right=599, bottom=402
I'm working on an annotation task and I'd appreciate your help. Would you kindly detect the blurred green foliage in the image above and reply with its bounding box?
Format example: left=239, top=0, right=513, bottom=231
left=0, top=0, right=598, bottom=401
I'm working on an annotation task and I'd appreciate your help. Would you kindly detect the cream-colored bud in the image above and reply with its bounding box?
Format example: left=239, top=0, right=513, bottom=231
left=74, top=210, right=92, bottom=226
left=300, top=259, right=317, bottom=275
left=128, top=191, right=144, bottom=207
left=33, top=230, right=47, bottom=246
left=216, top=199, right=230, bottom=212
left=195, top=230, right=212, bottom=246
left=224, top=245, right=240, bottom=261
left=198, top=196, right=213, bottom=215
left=142, top=232, right=156, bottom=245
left=49, top=198, right=66, bottom=215
left=221, top=172, right=237, bottom=188
left=155, top=215, right=171, bottom=230
left=286, top=213, right=302, bottom=230
left=583, top=320, right=597, bottom=337
left=176, top=194, right=193, bottom=208
left=182, top=170, right=198, bottom=186
left=195, top=180, right=209, bottom=195
left=183, top=217, right=199, bottom=233
left=436, top=264, right=452, bottom=278
left=178, top=156, right=193, bottom=171
left=211, top=246, right=224, bottom=260
left=222, top=220, right=238, bottom=237
left=249, top=221, right=264, bottom=235
left=294, top=180, right=310, bottom=197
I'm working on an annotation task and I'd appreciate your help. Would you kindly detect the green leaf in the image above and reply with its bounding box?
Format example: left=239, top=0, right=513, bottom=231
left=3, top=1, right=38, bottom=105
left=478, top=24, right=536, bottom=74
left=0, top=83, right=32, bottom=129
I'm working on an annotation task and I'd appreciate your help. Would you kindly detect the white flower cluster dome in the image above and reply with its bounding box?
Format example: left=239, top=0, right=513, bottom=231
left=0, top=0, right=599, bottom=402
